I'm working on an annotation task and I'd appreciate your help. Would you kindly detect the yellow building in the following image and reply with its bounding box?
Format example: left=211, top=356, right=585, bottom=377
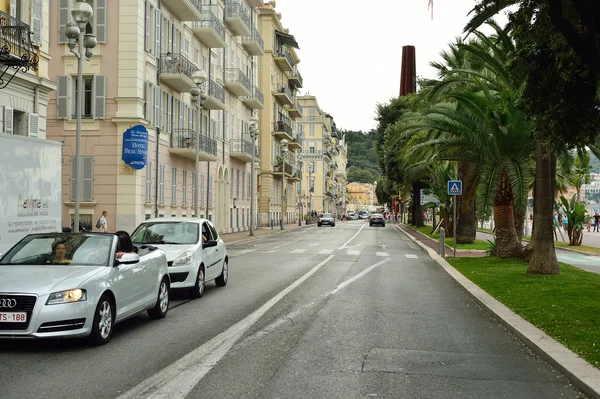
left=256, top=2, right=302, bottom=226
left=0, top=0, right=56, bottom=138
left=347, top=182, right=377, bottom=212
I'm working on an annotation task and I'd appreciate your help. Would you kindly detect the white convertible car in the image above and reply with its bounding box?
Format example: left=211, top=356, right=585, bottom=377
left=131, top=218, right=228, bottom=298
left=0, top=232, right=170, bottom=345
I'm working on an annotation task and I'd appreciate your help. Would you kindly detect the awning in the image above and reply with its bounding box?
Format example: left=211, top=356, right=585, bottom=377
left=275, top=30, right=300, bottom=49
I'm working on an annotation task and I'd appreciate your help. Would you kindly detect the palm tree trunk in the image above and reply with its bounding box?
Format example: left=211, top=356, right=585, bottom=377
left=493, top=173, right=524, bottom=258
left=527, top=140, right=559, bottom=275
left=456, top=162, right=477, bottom=244
left=411, top=181, right=424, bottom=227
left=514, top=208, right=525, bottom=243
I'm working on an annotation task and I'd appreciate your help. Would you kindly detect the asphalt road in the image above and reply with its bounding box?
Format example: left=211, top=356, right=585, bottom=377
left=0, top=221, right=582, bottom=399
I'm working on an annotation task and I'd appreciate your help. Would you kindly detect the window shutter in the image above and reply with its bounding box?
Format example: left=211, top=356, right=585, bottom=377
left=200, top=174, right=205, bottom=205
left=94, top=75, right=106, bottom=119
left=191, top=171, right=197, bottom=210
left=28, top=113, right=39, bottom=138
left=31, top=0, right=43, bottom=46
left=57, top=76, right=68, bottom=119
left=167, top=21, right=173, bottom=53
left=145, top=82, right=151, bottom=121
left=95, top=0, right=107, bottom=43
left=208, top=178, right=213, bottom=207
left=83, top=156, right=94, bottom=202
left=182, top=170, right=187, bottom=205
left=145, top=1, right=151, bottom=52
left=159, top=164, right=165, bottom=204
left=155, top=9, right=162, bottom=56
left=178, top=100, right=184, bottom=130
left=171, top=166, right=177, bottom=205
left=4, top=106, right=13, bottom=134
left=70, top=157, right=76, bottom=201
left=188, top=106, right=194, bottom=131
left=146, top=160, right=152, bottom=202
left=166, top=94, right=172, bottom=132
left=154, top=86, right=160, bottom=128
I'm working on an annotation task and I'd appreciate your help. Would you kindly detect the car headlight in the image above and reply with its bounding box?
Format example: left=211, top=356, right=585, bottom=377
left=46, top=289, right=87, bottom=305
left=172, top=251, right=194, bottom=266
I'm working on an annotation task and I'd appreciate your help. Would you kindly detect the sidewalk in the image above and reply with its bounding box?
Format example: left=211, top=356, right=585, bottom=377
left=220, top=222, right=313, bottom=246
left=397, top=224, right=487, bottom=258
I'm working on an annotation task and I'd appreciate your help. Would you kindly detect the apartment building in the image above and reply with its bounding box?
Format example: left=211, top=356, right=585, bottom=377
left=47, top=0, right=265, bottom=234
left=347, top=182, right=377, bottom=212
left=256, top=2, right=303, bottom=226
left=0, top=0, right=56, bottom=139
left=297, top=95, right=346, bottom=215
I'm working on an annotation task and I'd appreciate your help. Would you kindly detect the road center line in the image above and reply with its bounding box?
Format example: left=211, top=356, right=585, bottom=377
left=117, top=255, right=336, bottom=399
left=339, top=223, right=366, bottom=250
left=331, top=258, right=390, bottom=295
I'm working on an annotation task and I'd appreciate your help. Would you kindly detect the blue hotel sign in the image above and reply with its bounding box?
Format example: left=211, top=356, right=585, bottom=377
left=122, top=125, right=148, bottom=170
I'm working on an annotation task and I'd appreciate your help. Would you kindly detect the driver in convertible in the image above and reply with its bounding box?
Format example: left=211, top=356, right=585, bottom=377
left=47, top=240, right=72, bottom=265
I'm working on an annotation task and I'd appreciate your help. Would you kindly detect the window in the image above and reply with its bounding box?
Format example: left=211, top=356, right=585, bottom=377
left=70, top=156, right=94, bottom=202
left=145, top=160, right=153, bottom=203
left=242, top=172, right=245, bottom=199
left=310, top=124, right=315, bottom=136
left=171, top=166, right=177, bottom=205
left=182, top=170, right=188, bottom=205
left=72, top=76, right=94, bottom=119
left=59, top=0, right=107, bottom=44
left=192, top=171, right=197, bottom=209
left=236, top=170, right=240, bottom=198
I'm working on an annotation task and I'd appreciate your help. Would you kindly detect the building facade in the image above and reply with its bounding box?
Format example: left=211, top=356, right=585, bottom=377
left=346, top=182, right=377, bottom=212
left=256, top=2, right=303, bottom=226
left=0, top=0, right=56, bottom=139
left=47, top=0, right=265, bottom=234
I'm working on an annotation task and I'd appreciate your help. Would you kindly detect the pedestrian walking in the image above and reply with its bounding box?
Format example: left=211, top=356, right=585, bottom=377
left=96, top=210, right=108, bottom=233
left=594, top=212, right=600, bottom=232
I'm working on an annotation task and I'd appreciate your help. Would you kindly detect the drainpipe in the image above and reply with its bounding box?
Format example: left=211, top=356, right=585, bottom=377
left=34, top=85, right=39, bottom=114
left=206, top=46, right=212, bottom=220
left=154, top=0, right=162, bottom=218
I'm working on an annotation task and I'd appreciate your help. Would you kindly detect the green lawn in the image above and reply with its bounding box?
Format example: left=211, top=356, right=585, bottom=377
left=447, top=257, right=600, bottom=368
left=555, top=241, right=600, bottom=256
left=409, top=225, right=490, bottom=250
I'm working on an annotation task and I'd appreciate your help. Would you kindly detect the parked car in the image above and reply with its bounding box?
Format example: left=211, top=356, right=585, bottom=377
left=131, top=218, right=228, bottom=298
left=369, top=213, right=386, bottom=227
left=0, top=232, right=170, bottom=345
left=318, top=213, right=336, bottom=227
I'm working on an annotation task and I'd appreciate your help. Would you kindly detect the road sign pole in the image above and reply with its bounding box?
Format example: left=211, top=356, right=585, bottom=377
left=453, top=196, right=457, bottom=258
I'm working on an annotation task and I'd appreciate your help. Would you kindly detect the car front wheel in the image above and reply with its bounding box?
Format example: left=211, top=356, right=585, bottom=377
left=191, top=266, right=205, bottom=298
left=215, top=259, right=228, bottom=287
left=89, top=294, right=114, bottom=345
left=148, top=277, right=169, bottom=319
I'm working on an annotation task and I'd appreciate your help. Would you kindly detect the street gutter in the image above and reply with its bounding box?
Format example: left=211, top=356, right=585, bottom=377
left=396, top=225, right=600, bottom=399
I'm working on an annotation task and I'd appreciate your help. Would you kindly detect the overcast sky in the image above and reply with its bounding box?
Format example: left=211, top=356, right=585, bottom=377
left=272, top=0, right=506, bottom=133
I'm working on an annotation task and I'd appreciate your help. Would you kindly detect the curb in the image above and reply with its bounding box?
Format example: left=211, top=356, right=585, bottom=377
left=224, top=224, right=314, bottom=247
left=478, top=231, right=600, bottom=257
left=400, top=224, right=487, bottom=254
left=396, top=225, right=600, bottom=398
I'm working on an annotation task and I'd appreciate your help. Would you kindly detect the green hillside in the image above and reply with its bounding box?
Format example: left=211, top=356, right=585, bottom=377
left=343, top=130, right=380, bottom=183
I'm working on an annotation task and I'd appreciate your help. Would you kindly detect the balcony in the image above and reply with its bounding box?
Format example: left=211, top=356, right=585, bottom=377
left=273, top=86, right=293, bottom=107
left=288, top=130, right=302, bottom=150
left=230, top=139, right=257, bottom=163
left=191, top=9, right=225, bottom=48
left=224, top=1, right=251, bottom=37
left=160, top=53, right=198, bottom=92
left=0, top=11, right=38, bottom=88
left=274, top=48, right=295, bottom=72
left=288, top=69, right=303, bottom=88
left=224, top=68, right=251, bottom=97
left=242, top=28, right=264, bottom=56
left=170, top=130, right=218, bottom=162
left=288, top=100, right=303, bottom=119
left=204, top=79, right=226, bottom=110
left=212, top=64, right=224, bottom=84
left=272, top=163, right=294, bottom=178
left=273, top=119, right=293, bottom=141
left=242, top=86, right=264, bottom=109
left=162, top=0, right=202, bottom=22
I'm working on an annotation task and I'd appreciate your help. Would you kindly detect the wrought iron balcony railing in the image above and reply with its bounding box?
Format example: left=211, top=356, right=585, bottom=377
left=225, top=1, right=251, bottom=28
left=275, top=119, right=292, bottom=136
left=161, top=53, right=198, bottom=78
left=225, top=68, right=251, bottom=91
left=231, top=138, right=255, bottom=156
left=243, top=28, right=264, bottom=50
left=275, top=48, right=295, bottom=68
left=277, top=112, right=291, bottom=126
left=192, top=9, right=225, bottom=41
left=208, top=79, right=225, bottom=104
left=0, top=10, right=38, bottom=89
left=252, top=86, right=264, bottom=104
left=171, top=129, right=217, bottom=156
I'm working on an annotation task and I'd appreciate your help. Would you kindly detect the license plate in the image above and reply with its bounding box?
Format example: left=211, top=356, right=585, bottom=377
left=0, top=312, right=27, bottom=323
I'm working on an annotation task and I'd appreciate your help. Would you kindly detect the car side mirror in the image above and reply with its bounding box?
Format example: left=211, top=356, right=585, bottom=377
left=0, top=253, right=3, bottom=259
left=202, top=240, right=218, bottom=249
left=117, top=253, right=140, bottom=265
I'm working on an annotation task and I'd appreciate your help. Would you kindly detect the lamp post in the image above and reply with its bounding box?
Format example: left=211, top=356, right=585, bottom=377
left=249, top=116, right=259, bottom=236
left=280, top=139, right=289, bottom=229
left=297, top=154, right=303, bottom=226
left=65, top=1, right=96, bottom=233
left=308, top=163, right=312, bottom=214
left=190, top=70, right=207, bottom=219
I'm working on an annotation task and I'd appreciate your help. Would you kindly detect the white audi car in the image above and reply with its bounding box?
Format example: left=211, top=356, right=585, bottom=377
left=0, top=232, right=170, bottom=345
left=131, top=218, right=228, bottom=298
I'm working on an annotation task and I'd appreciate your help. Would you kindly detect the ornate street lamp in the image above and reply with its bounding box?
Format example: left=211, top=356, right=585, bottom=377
left=65, top=1, right=96, bottom=233
left=190, top=70, right=207, bottom=219
left=297, top=154, right=303, bottom=226
left=249, top=116, right=259, bottom=236
left=280, top=139, right=289, bottom=229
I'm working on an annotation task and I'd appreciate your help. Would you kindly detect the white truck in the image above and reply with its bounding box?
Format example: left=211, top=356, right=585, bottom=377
left=0, top=133, right=63, bottom=255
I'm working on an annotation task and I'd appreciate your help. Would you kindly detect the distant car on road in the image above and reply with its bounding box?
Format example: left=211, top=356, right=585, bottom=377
left=0, top=232, right=170, bottom=345
left=369, top=213, right=386, bottom=227
left=131, top=218, right=228, bottom=299
left=318, top=213, right=336, bottom=227
left=347, top=213, right=358, bottom=220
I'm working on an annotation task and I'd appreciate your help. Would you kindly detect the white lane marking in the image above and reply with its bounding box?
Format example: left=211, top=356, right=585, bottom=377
left=291, top=249, right=306, bottom=254
left=332, top=258, right=391, bottom=295
left=237, top=258, right=391, bottom=349
left=237, top=249, right=257, bottom=255
left=405, top=254, right=418, bottom=259
left=308, top=243, right=319, bottom=247
left=272, top=245, right=282, bottom=249
left=117, top=255, right=336, bottom=399
left=319, top=249, right=333, bottom=254
left=346, top=250, right=361, bottom=256
left=339, top=223, right=367, bottom=250
left=376, top=252, right=389, bottom=257
left=263, top=250, right=278, bottom=254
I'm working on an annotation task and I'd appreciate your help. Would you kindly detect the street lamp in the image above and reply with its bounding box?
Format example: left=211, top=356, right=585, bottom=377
left=297, top=154, right=303, bottom=226
left=65, top=1, right=96, bottom=233
left=190, top=70, right=207, bottom=219
left=280, top=139, right=289, bottom=229
left=249, top=116, right=259, bottom=236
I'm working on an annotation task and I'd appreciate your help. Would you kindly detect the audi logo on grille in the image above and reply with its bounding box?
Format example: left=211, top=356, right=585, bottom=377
left=0, top=299, right=17, bottom=308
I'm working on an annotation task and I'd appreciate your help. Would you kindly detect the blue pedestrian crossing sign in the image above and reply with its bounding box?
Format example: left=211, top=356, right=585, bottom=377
left=447, top=180, right=462, bottom=195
